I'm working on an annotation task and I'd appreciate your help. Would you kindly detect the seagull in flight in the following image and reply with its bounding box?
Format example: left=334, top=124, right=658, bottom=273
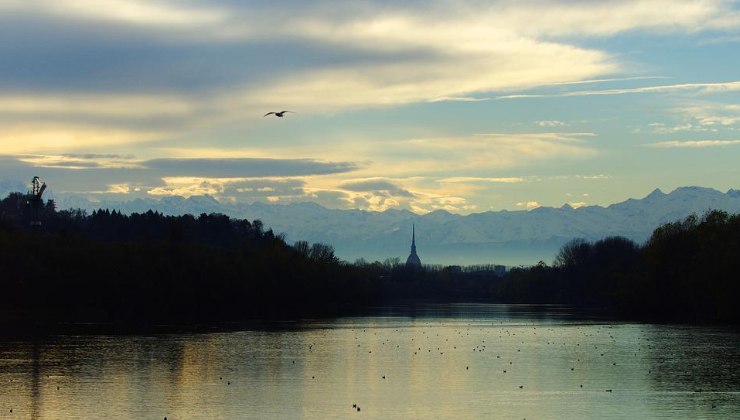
left=264, top=110, right=294, bottom=117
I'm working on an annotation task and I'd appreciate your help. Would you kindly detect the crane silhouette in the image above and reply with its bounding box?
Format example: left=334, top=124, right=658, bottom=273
left=27, top=176, right=47, bottom=227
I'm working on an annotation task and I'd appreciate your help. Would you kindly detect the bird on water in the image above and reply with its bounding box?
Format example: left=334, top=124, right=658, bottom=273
left=264, top=110, right=294, bottom=117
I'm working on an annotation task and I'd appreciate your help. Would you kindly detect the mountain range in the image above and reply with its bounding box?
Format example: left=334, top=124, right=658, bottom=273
left=4, top=181, right=739, bottom=266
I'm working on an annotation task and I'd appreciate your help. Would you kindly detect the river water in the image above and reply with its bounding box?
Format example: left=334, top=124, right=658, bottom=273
left=1, top=304, right=739, bottom=419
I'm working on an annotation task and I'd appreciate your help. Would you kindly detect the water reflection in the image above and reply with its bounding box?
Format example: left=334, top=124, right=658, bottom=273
left=1, top=305, right=739, bottom=419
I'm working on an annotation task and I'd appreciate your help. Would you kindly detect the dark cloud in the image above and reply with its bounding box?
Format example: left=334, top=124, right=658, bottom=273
left=0, top=16, right=208, bottom=93
left=143, top=158, right=357, bottom=178
left=37, top=160, right=104, bottom=169
left=340, top=180, right=415, bottom=197
left=0, top=12, right=394, bottom=95
left=0, top=155, right=357, bottom=198
left=0, top=156, right=152, bottom=194
left=2, top=155, right=357, bottom=178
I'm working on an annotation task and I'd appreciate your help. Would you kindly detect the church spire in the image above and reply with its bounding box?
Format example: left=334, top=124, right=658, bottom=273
left=411, top=223, right=416, bottom=251
left=406, top=223, right=421, bottom=268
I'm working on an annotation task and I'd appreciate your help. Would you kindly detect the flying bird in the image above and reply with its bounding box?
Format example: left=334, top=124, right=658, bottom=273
left=264, top=110, right=294, bottom=117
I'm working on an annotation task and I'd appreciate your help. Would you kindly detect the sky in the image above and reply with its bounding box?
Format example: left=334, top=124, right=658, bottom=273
left=1, top=0, right=739, bottom=214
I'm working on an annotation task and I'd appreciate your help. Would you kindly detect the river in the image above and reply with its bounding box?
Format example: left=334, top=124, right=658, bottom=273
left=1, top=304, right=739, bottom=419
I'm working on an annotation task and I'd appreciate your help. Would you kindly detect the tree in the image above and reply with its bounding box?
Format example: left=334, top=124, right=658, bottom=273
left=383, top=257, right=401, bottom=270
left=294, top=240, right=310, bottom=257
left=554, top=238, right=591, bottom=268
left=309, top=242, right=337, bottom=264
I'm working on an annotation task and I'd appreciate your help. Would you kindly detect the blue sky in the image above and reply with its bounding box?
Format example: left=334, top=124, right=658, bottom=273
left=1, top=0, right=739, bottom=213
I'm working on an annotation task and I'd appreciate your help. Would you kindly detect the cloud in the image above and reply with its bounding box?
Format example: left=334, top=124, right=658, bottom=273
left=676, top=103, right=740, bottom=127
left=297, top=177, right=480, bottom=213
left=100, top=183, right=133, bottom=194
left=412, top=191, right=477, bottom=214
left=0, top=92, right=205, bottom=154
left=3, top=0, right=739, bottom=118
left=492, top=0, right=740, bottom=37
left=648, top=122, right=715, bottom=134
left=438, top=177, right=525, bottom=184
left=645, top=139, right=740, bottom=148
left=339, top=179, right=415, bottom=198
left=536, top=120, right=567, bottom=127
left=228, top=179, right=306, bottom=199
left=316, top=178, right=420, bottom=212
left=302, top=189, right=355, bottom=209
left=62, top=153, right=136, bottom=160
left=0, top=93, right=196, bottom=119
left=497, top=80, right=740, bottom=100
left=0, top=155, right=151, bottom=194
left=2, top=0, right=737, bottom=161
left=0, top=1, right=621, bottom=118
left=427, top=96, right=491, bottom=103
left=0, top=122, right=167, bottom=154
left=387, top=132, right=598, bottom=175
left=1, top=0, right=233, bottom=37
left=0, top=154, right=358, bottom=200
left=6, top=1, right=738, bottom=43
left=516, top=201, right=541, bottom=210
left=302, top=187, right=406, bottom=212
left=142, top=158, right=357, bottom=178
left=546, top=76, right=670, bottom=86
left=147, top=179, right=222, bottom=198
left=241, top=40, right=614, bottom=112
left=576, top=174, right=611, bottom=180
left=15, top=154, right=141, bottom=169
left=14, top=155, right=356, bottom=178
left=646, top=102, right=740, bottom=135
left=143, top=176, right=310, bottom=200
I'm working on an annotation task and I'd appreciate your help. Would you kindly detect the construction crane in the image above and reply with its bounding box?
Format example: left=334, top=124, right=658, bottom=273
left=27, top=176, right=47, bottom=227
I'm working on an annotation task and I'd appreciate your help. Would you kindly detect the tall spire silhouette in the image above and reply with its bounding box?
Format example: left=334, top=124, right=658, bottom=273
left=405, top=223, right=421, bottom=268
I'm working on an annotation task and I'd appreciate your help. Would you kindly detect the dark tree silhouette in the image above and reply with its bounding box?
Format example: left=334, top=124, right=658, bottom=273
left=495, top=210, right=739, bottom=322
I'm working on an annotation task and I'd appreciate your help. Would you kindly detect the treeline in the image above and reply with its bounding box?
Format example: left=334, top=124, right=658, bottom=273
left=353, top=259, right=503, bottom=302
left=0, top=193, right=379, bottom=330
left=2, top=190, right=739, bottom=328
left=495, top=210, right=740, bottom=323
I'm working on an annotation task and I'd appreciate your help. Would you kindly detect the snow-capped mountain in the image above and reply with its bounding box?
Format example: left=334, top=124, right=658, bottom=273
left=42, top=186, right=740, bottom=265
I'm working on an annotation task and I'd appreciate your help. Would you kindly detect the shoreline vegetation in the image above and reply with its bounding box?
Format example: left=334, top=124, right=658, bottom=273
left=1, top=191, right=739, bottom=333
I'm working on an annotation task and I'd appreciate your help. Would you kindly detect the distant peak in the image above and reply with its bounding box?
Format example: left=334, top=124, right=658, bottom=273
left=645, top=188, right=665, bottom=199
left=185, top=194, right=220, bottom=204
left=288, top=201, right=325, bottom=210
left=426, top=209, right=453, bottom=219
left=560, top=203, right=573, bottom=210
left=160, top=195, right=185, bottom=203
left=673, top=186, right=717, bottom=194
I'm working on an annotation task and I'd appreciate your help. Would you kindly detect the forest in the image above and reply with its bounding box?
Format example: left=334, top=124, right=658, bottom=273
left=1, top=191, right=738, bottom=331
left=0, top=192, right=379, bottom=330
left=493, top=210, right=740, bottom=323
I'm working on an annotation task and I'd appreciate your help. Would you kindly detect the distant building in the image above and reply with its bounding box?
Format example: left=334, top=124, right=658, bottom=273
left=405, top=223, right=422, bottom=268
